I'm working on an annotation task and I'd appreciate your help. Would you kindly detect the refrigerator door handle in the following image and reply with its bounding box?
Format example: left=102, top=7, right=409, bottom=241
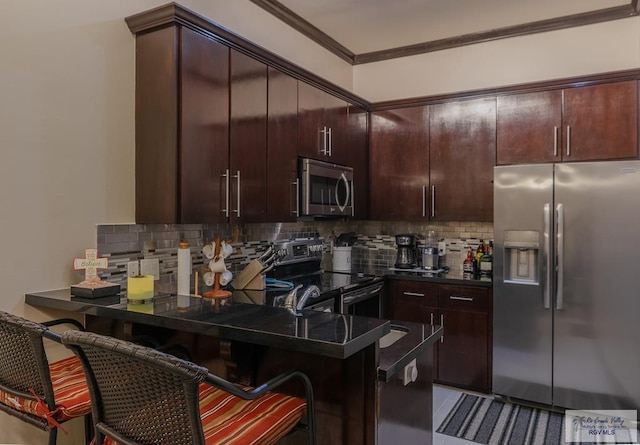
left=556, top=203, right=564, bottom=310
left=543, top=203, right=551, bottom=309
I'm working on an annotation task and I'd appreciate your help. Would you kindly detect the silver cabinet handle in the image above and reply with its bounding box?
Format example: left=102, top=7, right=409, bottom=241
left=440, top=314, right=444, bottom=343
left=566, top=125, right=571, bottom=157
left=543, top=203, right=551, bottom=309
left=221, top=169, right=230, bottom=217
left=556, top=203, right=564, bottom=310
left=328, top=127, right=332, bottom=156
left=422, top=186, right=427, bottom=217
left=232, top=170, right=241, bottom=217
left=449, top=296, right=473, bottom=301
left=431, top=185, right=435, bottom=218
left=291, top=178, right=299, bottom=217
left=320, top=126, right=330, bottom=155
left=553, top=126, right=558, bottom=157
left=430, top=312, right=434, bottom=325
left=403, top=291, right=424, bottom=297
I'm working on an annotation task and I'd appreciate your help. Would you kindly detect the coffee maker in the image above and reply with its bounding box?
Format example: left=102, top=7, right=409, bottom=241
left=395, top=234, right=417, bottom=269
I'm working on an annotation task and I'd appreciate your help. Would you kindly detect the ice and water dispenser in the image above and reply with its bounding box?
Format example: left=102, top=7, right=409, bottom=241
left=503, top=230, right=540, bottom=285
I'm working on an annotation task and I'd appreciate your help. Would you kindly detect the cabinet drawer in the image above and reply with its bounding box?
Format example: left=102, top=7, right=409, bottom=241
left=389, top=280, right=439, bottom=308
left=438, top=285, right=491, bottom=312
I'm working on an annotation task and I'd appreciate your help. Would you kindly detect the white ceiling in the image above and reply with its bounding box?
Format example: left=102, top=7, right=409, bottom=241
left=273, top=0, right=629, bottom=55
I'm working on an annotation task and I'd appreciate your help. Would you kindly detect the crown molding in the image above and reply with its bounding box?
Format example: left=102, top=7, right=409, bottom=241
left=249, top=0, right=640, bottom=65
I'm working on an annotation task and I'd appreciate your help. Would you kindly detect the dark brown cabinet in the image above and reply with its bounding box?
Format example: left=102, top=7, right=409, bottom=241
left=430, top=98, right=496, bottom=222
left=497, top=81, right=639, bottom=165
left=266, top=67, right=299, bottom=222
left=298, top=81, right=349, bottom=165
left=386, top=279, right=492, bottom=392
left=369, top=107, right=430, bottom=220
left=135, top=26, right=230, bottom=224
left=346, top=104, right=369, bottom=219
left=229, top=50, right=268, bottom=223
left=437, top=284, right=492, bottom=391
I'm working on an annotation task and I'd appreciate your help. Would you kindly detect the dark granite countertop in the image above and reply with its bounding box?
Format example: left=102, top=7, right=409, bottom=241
left=383, top=269, right=493, bottom=288
left=25, top=289, right=390, bottom=360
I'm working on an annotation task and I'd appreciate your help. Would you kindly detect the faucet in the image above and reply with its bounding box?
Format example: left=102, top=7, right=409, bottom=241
left=284, top=285, right=320, bottom=316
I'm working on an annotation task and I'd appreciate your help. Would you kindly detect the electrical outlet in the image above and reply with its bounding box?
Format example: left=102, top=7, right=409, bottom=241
left=127, top=261, right=139, bottom=277
left=140, top=258, right=160, bottom=281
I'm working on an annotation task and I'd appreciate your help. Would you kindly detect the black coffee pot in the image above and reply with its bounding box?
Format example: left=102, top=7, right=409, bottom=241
left=395, top=234, right=417, bottom=269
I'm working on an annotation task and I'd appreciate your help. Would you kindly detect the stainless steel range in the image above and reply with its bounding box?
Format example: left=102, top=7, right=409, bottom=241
left=266, top=239, right=383, bottom=317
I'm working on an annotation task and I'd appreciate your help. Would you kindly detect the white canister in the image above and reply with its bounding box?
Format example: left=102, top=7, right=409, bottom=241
left=332, top=246, right=352, bottom=272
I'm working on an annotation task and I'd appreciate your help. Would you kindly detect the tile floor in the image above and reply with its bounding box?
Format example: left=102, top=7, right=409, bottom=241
left=433, top=384, right=486, bottom=445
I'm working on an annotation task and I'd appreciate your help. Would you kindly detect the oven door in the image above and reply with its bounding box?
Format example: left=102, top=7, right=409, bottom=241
left=339, top=283, right=383, bottom=318
left=301, top=158, right=353, bottom=217
left=306, top=297, right=336, bottom=313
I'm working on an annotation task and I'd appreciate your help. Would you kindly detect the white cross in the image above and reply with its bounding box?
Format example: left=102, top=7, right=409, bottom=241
left=73, top=248, right=108, bottom=281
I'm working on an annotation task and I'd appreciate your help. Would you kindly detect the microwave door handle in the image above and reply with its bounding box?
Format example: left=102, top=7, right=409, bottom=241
left=335, top=173, right=350, bottom=212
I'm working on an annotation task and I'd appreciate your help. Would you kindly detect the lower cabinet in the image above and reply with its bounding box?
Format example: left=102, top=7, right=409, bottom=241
left=386, top=279, right=492, bottom=392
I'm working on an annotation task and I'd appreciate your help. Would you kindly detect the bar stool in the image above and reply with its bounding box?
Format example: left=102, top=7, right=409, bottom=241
left=62, top=330, right=317, bottom=445
left=0, top=311, right=92, bottom=445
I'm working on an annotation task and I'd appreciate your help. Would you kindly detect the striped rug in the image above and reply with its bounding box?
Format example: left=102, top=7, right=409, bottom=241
left=437, top=393, right=565, bottom=445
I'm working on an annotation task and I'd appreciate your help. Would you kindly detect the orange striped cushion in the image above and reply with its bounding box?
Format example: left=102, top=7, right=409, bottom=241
left=0, top=355, right=91, bottom=422
left=200, top=384, right=306, bottom=445
left=101, top=384, right=306, bottom=445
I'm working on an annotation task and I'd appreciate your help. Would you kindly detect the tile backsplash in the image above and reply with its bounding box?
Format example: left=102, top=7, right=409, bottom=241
left=95, top=220, right=493, bottom=295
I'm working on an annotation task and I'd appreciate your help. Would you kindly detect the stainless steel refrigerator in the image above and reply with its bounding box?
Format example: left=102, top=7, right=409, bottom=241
left=494, top=161, right=640, bottom=410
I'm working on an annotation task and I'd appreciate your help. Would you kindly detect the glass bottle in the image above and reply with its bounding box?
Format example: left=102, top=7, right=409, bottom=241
left=463, top=248, right=474, bottom=273
left=480, top=242, right=493, bottom=276
left=475, top=239, right=485, bottom=265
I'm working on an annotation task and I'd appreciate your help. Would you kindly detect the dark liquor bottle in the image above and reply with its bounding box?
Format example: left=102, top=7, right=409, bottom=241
left=480, top=241, right=493, bottom=276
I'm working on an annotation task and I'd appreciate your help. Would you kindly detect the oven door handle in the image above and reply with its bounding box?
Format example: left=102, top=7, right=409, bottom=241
left=341, top=285, right=383, bottom=305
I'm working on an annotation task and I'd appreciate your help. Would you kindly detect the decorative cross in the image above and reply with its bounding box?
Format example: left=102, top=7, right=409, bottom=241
left=73, top=248, right=108, bottom=282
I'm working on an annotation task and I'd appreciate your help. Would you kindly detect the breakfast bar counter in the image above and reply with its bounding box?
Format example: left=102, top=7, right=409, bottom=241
left=26, top=288, right=443, bottom=445
left=25, top=289, right=390, bottom=359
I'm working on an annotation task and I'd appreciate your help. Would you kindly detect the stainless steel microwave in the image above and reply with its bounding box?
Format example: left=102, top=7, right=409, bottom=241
left=300, top=158, right=354, bottom=217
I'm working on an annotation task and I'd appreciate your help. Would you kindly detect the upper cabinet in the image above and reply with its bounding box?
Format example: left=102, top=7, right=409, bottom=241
left=370, top=107, right=430, bottom=221
left=229, top=50, right=268, bottom=223
left=346, top=104, right=369, bottom=220
left=430, top=98, right=496, bottom=222
left=127, top=4, right=370, bottom=224
left=370, top=99, right=496, bottom=222
left=266, top=67, right=299, bottom=222
left=135, top=26, right=230, bottom=224
left=497, top=81, right=639, bottom=165
left=297, top=81, right=350, bottom=165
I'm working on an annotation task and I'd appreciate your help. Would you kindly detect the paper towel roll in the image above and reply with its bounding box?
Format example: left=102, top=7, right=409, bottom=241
left=128, top=275, right=154, bottom=301
left=177, top=242, right=191, bottom=296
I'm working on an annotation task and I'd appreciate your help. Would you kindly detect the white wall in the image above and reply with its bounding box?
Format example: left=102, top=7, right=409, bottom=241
left=0, top=1, right=350, bottom=443
left=354, top=16, right=640, bottom=102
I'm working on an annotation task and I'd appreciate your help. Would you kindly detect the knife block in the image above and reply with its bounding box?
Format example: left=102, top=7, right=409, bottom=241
left=231, top=260, right=266, bottom=290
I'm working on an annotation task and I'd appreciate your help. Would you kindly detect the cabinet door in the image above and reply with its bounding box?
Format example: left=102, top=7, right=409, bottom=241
left=437, top=309, right=490, bottom=390
left=324, top=93, right=349, bottom=165
left=430, top=98, right=496, bottom=222
left=497, top=91, right=562, bottom=165
left=298, top=81, right=327, bottom=160
left=386, top=280, right=439, bottom=380
left=370, top=107, right=429, bottom=220
left=346, top=104, right=369, bottom=219
left=230, top=50, right=267, bottom=223
left=180, top=28, right=230, bottom=223
left=437, top=285, right=492, bottom=391
left=563, top=81, right=638, bottom=161
left=266, top=67, right=299, bottom=222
